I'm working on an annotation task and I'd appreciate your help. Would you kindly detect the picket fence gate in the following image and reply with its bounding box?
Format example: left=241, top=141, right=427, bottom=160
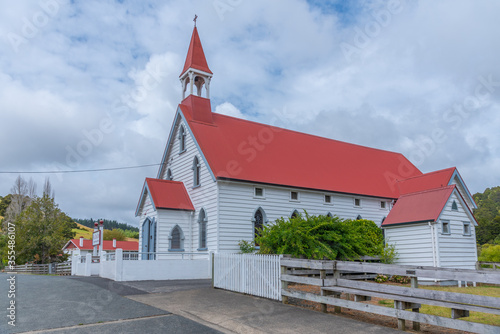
left=213, top=253, right=282, bottom=301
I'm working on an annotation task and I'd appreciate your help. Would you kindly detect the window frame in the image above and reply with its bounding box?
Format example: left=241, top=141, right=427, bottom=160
left=254, top=187, right=265, bottom=198
left=169, top=225, right=185, bottom=252
left=451, top=200, right=458, bottom=211
left=441, top=220, right=451, bottom=235
left=463, top=221, right=471, bottom=236
left=290, top=191, right=299, bottom=202
left=354, top=198, right=361, bottom=207
left=253, top=207, right=267, bottom=247
left=178, top=125, right=186, bottom=154
left=380, top=201, right=386, bottom=209
left=198, top=209, right=208, bottom=250
left=192, top=156, right=201, bottom=188
left=324, top=194, right=333, bottom=205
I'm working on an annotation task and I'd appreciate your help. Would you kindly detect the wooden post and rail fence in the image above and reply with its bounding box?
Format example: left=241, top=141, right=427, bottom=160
left=8, top=262, right=71, bottom=275
left=280, top=256, right=500, bottom=334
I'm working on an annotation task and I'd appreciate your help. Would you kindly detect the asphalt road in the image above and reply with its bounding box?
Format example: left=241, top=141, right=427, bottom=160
left=0, top=273, right=221, bottom=334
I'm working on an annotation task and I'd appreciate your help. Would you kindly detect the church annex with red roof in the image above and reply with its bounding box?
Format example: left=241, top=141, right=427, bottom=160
left=135, top=26, right=478, bottom=269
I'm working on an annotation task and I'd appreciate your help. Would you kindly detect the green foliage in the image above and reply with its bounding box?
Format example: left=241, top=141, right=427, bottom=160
left=238, top=240, right=256, bottom=253
left=478, top=244, right=500, bottom=262
left=375, top=274, right=389, bottom=283
left=255, top=212, right=384, bottom=260
left=473, top=187, right=500, bottom=245
left=117, top=228, right=139, bottom=239
left=380, top=242, right=399, bottom=264
left=103, top=229, right=127, bottom=241
left=0, top=194, right=12, bottom=217
left=12, top=195, right=75, bottom=264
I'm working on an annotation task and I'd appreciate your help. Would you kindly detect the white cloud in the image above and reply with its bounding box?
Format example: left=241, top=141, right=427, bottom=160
left=0, top=0, right=499, bottom=226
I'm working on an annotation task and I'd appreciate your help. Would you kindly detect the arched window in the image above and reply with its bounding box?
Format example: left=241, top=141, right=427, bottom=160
left=253, top=208, right=266, bottom=246
left=179, top=125, right=186, bottom=153
left=166, top=168, right=173, bottom=180
left=198, top=209, right=207, bottom=250
left=169, top=225, right=184, bottom=251
left=326, top=212, right=333, bottom=218
left=356, top=215, right=362, bottom=220
left=193, top=156, right=201, bottom=187
left=451, top=200, right=458, bottom=211
left=291, top=210, right=300, bottom=218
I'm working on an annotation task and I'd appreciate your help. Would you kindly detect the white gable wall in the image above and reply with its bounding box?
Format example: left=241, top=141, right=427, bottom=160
left=436, top=191, right=478, bottom=269
left=383, top=223, right=436, bottom=267
left=217, top=180, right=390, bottom=252
left=157, top=117, right=218, bottom=253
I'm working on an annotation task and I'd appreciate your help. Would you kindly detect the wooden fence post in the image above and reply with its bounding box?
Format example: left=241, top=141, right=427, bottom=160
left=411, top=276, right=420, bottom=331
left=211, top=252, right=215, bottom=289
left=320, top=269, right=327, bottom=313
left=281, top=261, right=288, bottom=304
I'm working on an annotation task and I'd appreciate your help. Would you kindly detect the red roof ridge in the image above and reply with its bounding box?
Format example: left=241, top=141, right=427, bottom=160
left=397, top=167, right=456, bottom=183
left=207, top=111, right=410, bottom=157
left=398, top=184, right=456, bottom=198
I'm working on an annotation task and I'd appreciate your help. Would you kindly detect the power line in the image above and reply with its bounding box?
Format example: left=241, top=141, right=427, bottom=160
left=0, top=163, right=162, bottom=174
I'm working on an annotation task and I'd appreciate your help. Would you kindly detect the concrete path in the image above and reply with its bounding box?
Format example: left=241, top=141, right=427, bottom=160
left=125, top=280, right=400, bottom=334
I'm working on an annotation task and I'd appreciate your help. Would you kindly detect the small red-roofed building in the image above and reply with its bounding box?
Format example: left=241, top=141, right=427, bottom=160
left=63, top=237, right=138, bottom=257
left=135, top=26, right=478, bottom=272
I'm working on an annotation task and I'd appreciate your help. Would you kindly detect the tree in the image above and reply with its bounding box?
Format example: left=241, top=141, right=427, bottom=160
left=0, top=194, right=12, bottom=217
left=473, top=186, right=500, bottom=244
left=14, top=195, right=75, bottom=264
left=103, top=229, right=127, bottom=241
left=3, top=176, right=35, bottom=230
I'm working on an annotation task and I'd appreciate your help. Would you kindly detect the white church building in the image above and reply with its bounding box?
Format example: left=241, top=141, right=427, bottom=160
left=135, top=27, right=478, bottom=269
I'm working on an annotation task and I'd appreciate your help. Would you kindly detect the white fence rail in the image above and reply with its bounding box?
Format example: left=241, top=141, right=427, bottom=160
left=213, top=253, right=282, bottom=301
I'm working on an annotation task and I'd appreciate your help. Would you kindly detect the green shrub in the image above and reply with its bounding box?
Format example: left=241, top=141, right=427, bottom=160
left=375, top=274, right=389, bottom=283
left=389, top=275, right=411, bottom=284
left=238, top=240, right=256, bottom=253
left=255, top=212, right=383, bottom=260
left=479, top=244, right=500, bottom=262
left=380, top=241, right=399, bottom=264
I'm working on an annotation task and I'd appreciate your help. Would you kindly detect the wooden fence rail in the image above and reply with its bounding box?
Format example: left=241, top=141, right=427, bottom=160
left=10, top=262, right=71, bottom=276
left=281, top=257, right=500, bottom=334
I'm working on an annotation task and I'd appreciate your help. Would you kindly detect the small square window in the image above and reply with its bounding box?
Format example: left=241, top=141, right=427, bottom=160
left=290, top=191, right=299, bottom=201
left=442, top=221, right=450, bottom=234
left=354, top=198, right=361, bottom=207
left=255, top=187, right=264, bottom=197
left=380, top=201, right=386, bottom=209
left=463, top=222, right=471, bottom=236
left=324, top=195, right=331, bottom=203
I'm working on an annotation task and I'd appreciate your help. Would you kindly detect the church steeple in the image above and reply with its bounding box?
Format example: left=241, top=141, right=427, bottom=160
left=180, top=24, right=213, bottom=100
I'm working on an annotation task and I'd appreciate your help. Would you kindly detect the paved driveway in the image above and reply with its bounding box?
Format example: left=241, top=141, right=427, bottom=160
left=0, top=273, right=220, bottom=334
left=1, top=273, right=399, bottom=334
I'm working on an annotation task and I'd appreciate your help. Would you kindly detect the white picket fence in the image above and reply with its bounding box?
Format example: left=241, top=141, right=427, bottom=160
left=213, top=253, right=282, bottom=301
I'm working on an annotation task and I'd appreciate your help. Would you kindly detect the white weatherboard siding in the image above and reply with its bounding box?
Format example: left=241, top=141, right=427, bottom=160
left=384, top=223, right=435, bottom=267
left=157, top=118, right=218, bottom=253
left=217, top=180, right=391, bottom=252
left=156, top=209, right=192, bottom=255
left=437, top=192, right=478, bottom=269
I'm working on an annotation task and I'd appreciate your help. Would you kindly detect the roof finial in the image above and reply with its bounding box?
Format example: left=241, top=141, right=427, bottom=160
left=193, top=14, right=198, bottom=27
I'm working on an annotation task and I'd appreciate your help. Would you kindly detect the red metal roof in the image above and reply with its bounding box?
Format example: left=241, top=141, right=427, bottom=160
left=397, top=167, right=455, bottom=195
left=146, top=178, right=195, bottom=211
left=178, top=95, right=422, bottom=199
left=180, top=27, right=212, bottom=76
left=382, top=185, right=455, bottom=226
left=64, top=239, right=139, bottom=251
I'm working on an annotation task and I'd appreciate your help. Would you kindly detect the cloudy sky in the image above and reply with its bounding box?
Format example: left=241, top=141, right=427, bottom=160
left=1, top=0, right=499, bottom=227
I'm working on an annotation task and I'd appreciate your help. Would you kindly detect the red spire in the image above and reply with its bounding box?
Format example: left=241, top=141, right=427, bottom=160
left=180, top=27, right=212, bottom=77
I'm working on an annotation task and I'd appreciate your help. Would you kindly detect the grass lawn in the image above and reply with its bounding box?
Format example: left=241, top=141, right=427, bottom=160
left=377, top=285, right=500, bottom=326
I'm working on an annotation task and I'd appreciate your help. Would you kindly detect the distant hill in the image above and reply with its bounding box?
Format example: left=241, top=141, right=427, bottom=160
left=72, top=223, right=138, bottom=242
left=473, top=186, right=500, bottom=245
left=74, top=218, right=138, bottom=232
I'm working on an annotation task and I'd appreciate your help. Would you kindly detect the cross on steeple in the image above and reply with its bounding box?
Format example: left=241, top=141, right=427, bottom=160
left=193, top=14, right=198, bottom=27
